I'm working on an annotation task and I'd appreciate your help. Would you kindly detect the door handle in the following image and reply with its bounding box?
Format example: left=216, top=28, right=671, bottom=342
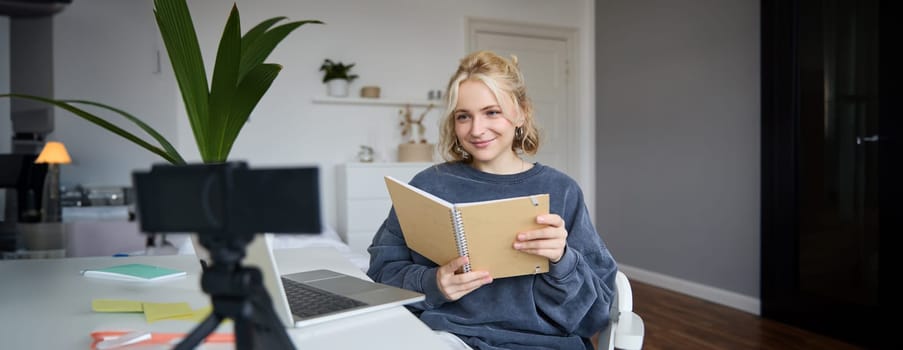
left=856, top=135, right=879, bottom=144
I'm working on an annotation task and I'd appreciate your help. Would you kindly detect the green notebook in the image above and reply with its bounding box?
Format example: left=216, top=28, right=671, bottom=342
left=81, top=263, right=186, bottom=282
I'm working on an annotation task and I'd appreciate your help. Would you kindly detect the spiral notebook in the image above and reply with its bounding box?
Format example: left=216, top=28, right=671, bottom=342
left=384, top=176, right=550, bottom=279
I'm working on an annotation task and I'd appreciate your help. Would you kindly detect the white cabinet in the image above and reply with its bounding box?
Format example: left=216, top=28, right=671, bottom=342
left=336, top=162, right=433, bottom=256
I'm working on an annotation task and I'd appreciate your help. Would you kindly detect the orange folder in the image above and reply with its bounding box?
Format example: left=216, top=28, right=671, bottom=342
left=90, top=330, right=234, bottom=349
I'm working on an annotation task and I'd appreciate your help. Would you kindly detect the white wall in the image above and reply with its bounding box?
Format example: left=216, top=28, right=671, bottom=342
left=595, top=0, right=761, bottom=310
left=48, top=0, right=593, bottom=231
left=52, top=0, right=178, bottom=187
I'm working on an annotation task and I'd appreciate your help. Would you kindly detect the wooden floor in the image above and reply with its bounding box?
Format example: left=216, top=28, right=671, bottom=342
left=631, top=280, right=862, bottom=350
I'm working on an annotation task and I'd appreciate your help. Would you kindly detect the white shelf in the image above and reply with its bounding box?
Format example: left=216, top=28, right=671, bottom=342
left=312, top=96, right=443, bottom=108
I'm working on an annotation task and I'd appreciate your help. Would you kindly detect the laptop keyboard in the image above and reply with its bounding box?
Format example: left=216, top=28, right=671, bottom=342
left=281, top=277, right=368, bottom=318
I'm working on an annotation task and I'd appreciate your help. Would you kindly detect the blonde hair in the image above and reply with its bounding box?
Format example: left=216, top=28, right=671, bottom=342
left=438, top=50, right=540, bottom=162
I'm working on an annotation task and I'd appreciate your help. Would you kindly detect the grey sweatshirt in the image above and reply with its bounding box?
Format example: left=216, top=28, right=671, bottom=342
left=367, top=162, right=617, bottom=350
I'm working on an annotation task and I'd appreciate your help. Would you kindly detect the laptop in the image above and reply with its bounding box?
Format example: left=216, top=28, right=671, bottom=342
left=243, top=234, right=425, bottom=328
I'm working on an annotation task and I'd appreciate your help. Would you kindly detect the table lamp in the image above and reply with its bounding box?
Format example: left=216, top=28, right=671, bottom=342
left=34, top=141, right=71, bottom=222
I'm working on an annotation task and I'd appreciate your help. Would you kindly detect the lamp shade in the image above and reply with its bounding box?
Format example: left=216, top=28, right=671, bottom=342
left=35, top=141, right=72, bottom=164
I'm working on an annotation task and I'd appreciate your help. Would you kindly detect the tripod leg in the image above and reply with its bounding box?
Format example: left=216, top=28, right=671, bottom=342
left=234, top=316, right=254, bottom=350
left=248, top=284, right=296, bottom=349
left=174, top=311, right=224, bottom=350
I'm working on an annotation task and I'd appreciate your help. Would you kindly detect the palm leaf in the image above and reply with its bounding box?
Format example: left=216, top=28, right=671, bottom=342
left=1, top=0, right=321, bottom=167
left=216, top=63, right=282, bottom=160
left=239, top=20, right=322, bottom=80
left=240, top=17, right=287, bottom=56
left=0, top=93, right=183, bottom=165
left=153, top=0, right=210, bottom=158
left=207, top=4, right=242, bottom=162
left=65, top=100, right=185, bottom=165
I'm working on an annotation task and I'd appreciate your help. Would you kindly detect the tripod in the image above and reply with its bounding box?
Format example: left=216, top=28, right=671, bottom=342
left=174, top=234, right=295, bottom=350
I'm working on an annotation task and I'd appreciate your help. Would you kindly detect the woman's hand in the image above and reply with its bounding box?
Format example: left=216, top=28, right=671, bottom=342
left=514, top=214, right=568, bottom=263
left=436, top=256, right=492, bottom=301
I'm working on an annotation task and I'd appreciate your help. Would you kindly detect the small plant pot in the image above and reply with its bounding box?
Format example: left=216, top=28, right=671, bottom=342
left=326, top=79, right=350, bottom=97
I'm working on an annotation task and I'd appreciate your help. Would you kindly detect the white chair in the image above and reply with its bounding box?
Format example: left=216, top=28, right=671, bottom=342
left=596, top=271, right=645, bottom=350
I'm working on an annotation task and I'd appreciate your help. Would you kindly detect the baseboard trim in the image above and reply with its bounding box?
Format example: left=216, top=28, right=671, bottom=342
left=617, top=264, right=761, bottom=316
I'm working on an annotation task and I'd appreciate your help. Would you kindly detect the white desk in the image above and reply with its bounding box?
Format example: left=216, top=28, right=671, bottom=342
left=0, top=247, right=449, bottom=349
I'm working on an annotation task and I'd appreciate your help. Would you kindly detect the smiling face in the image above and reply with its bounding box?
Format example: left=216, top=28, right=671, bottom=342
left=439, top=51, right=540, bottom=166
left=453, top=79, right=523, bottom=173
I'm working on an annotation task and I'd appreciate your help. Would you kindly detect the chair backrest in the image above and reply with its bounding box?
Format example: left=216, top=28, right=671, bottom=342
left=596, top=271, right=644, bottom=350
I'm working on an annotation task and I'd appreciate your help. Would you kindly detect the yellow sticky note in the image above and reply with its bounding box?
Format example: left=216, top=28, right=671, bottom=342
left=142, top=302, right=194, bottom=323
left=183, top=305, right=230, bottom=323
left=92, top=299, right=144, bottom=313
left=156, top=305, right=211, bottom=322
left=187, top=305, right=213, bottom=322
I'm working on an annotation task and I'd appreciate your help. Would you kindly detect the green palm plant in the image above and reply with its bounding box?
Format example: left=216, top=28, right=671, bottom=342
left=1, top=0, right=321, bottom=164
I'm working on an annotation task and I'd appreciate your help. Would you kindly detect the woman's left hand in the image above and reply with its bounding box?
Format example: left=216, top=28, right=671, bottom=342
left=513, top=214, right=568, bottom=263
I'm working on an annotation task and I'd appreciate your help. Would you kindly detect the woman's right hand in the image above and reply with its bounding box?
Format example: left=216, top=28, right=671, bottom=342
left=436, top=256, right=493, bottom=301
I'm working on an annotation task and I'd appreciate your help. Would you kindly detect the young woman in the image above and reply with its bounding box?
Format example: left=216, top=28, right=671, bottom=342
left=367, top=50, right=617, bottom=350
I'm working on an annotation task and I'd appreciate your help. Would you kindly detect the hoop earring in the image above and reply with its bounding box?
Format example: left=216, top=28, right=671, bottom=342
left=454, top=139, right=470, bottom=159
left=514, top=127, right=524, bottom=141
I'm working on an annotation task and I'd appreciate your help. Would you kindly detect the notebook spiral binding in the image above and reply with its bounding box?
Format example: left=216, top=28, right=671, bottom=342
left=452, top=210, right=472, bottom=273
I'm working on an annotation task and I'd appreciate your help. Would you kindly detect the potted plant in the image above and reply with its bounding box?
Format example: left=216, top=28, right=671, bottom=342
left=1, top=0, right=322, bottom=164
left=3, top=3, right=324, bottom=344
left=319, top=59, right=358, bottom=97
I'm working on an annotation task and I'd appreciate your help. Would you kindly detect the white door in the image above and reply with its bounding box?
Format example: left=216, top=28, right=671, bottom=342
left=471, top=30, right=574, bottom=177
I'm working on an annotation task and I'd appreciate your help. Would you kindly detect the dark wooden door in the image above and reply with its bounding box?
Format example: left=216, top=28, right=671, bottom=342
left=761, top=0, right=899, bottom=348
